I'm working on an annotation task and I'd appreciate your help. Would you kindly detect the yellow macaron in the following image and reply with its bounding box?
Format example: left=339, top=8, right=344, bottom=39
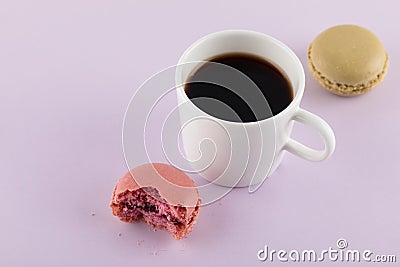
left=308, top=25, right=389, bottom=96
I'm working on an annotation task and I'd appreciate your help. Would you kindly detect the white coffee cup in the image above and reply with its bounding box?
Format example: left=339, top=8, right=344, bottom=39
left=175, top=30, right=335, bottom=188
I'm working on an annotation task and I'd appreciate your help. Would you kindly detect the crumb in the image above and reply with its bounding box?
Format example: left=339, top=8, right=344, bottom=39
left=155, top=249, right=167, bottom=255
left=90, top=211, right=96, bottom=216
left=137, top=239, right=144, bottom=246
left=118, top=233, right=122, bottom=237
left=153, top=229, right=157, bottom=232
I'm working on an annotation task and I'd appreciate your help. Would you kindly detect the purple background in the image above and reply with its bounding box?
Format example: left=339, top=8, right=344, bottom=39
left=1, top=0, right=399, bottom=266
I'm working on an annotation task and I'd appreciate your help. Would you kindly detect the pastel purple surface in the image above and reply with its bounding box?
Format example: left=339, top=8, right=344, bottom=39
left=1, top=0, right=399, bottom=266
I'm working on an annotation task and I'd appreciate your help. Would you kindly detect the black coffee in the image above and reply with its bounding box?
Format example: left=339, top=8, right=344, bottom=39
left=184, top=53, right=293, bottom=122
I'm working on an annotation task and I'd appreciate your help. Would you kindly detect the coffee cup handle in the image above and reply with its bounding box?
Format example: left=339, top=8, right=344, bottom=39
left=284, top=108, right=336, bottom=161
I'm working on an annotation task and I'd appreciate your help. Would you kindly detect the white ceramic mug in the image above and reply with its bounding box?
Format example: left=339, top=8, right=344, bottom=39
left=175, top=30, right=335, bottom=188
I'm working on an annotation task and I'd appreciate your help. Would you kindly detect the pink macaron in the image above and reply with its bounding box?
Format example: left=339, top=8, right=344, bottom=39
left=110, top=163, right=201, bottom=240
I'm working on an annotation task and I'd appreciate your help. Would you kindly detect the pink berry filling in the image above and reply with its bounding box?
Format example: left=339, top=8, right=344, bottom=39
left=116, top=187, right=187, bottom=233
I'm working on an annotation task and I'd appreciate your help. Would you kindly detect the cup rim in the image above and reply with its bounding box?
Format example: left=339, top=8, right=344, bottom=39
left=175, top=29, right=305, bottom=125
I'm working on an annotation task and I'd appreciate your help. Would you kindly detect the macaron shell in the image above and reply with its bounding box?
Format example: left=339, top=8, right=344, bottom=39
left=112, top=163, right=200, bottom=209
left=309, top=25, right=387, bottom=85
left=308, top=46, right=389, bottom=96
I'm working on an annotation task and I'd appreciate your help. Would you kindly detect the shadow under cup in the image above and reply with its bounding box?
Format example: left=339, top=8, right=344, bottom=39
left=175, top=30, right=305, bottom=188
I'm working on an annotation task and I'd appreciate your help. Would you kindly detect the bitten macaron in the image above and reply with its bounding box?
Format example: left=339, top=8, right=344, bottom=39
left=110, top=163, right=201, bottom=240
left=308, top=24, right=388, bottom=96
